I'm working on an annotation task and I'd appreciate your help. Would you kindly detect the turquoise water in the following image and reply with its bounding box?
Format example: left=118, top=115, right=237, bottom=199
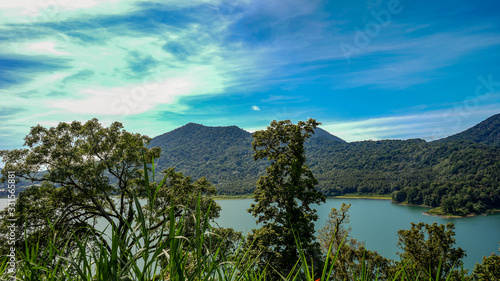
left=215, top=198, right=500, bottom=272
left=2, top=198, right=499, bottom=272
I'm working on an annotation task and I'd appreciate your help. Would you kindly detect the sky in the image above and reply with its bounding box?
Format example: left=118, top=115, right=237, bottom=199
left=1, top=0, right=500, bottom=152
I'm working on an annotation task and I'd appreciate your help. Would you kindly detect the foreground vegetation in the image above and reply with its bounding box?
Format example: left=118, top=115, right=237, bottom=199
left=2, top=116, right=500, bottom=216
left=1, top=118, right=499, bottom=280
left=1, top=181, right=498, bottom=280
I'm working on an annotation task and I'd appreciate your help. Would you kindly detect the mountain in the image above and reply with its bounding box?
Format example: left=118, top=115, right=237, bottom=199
left=311, top=127, right=346, bottom=143
left=149, top=123, right=259, bottom=193
left=2, top=115, right=499, bottom=215
left=149, top=122, right=345, bottom=194
left=436, top=113, right=500, bottom=146
left=149, top=116, right=499, bottom=215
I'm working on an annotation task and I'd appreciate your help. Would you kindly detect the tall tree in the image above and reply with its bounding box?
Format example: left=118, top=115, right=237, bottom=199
left=397, top=222, right=466, bottom=280
left=246, top=118, right=325, bottom=278
left=0, top=119, right=220, bottom=269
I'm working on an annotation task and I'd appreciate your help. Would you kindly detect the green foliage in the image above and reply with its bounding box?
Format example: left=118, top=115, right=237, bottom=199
left=0, top=119, right=221, bottom=271
left=0, top=181, right=91, bottom=259
left=142, top=167, right=222, bottom=242
left=148, top=123, right=268, bottom=195
left=246, top=119, right=326, bottom=279
left=388, top=141, right=500, bottom=216
left=0, top=159, right=246, bottom=281
left=397, top=222, right=466, bottom=280
left=0, top=153, right=248, bottom=281
left=144, top=123, right=345, bottom=196
left=0, top=119, right=500, bottom=281
left=472, top=246, right=500, bottom=281
left=76, top=116, right=500, bottom=216
left=437, top=113, right=500, bottom=146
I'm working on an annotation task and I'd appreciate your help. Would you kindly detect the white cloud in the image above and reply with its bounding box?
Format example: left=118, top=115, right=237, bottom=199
left=26, top=41, right=70, bottom=55
left=0, top=0, right=101, bottom=10
left=251, top=105, right=260, bottom=111
left=0, top=7, right=237, bottom=116
left=50, top=77, right=194, bottom=115
left=321, top=105, right=500, bottom=142
left=0, top=0, right=228, bottom=25
left=0, top=0, right=250, bottom=148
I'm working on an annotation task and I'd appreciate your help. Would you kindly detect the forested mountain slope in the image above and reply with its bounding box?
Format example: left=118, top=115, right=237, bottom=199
left=436, top=113, right=500, bottom=146
left=149, top=123, right=345, bottom=194
left=149, top=115, right=500, bottom=215
left=2, top=114, right=499, bottom=215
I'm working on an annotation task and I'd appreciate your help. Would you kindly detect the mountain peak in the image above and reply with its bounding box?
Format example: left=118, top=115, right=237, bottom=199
left=313, top=127, right=346, bottom=143
left=184, top=122, right=203, bottom=127
left=154, top=123, right=249, bottom=138
left=150, top=123, right=252, bottom=150
left=437, top=113, right=500, bottom=146
left=154, top=123, right=345, bottom=144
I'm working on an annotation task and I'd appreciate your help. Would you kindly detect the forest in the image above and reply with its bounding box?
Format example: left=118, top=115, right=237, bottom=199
left=145, top=114, right=500, bottom=216
left=1, top=114, right=500, bottom=216
left=0, top=118, right=498, bottom=280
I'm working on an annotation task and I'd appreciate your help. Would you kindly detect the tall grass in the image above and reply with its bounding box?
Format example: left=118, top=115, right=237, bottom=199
left=0, top=158, right=469, bottom=280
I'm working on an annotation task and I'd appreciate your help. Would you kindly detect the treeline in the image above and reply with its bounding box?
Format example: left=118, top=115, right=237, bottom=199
left=2, top=118, right=498, bottom=280
left=148, top=123, right=267, bottom=192
left=310, top=140, right=500, bottom=215
left=145, top=122, right=500, bottom=216
left=3, top=120, right=499, bottom=216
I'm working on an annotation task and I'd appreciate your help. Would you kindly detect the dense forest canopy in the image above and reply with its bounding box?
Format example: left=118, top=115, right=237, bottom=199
left=2, top=114, right=499, bottom=215
left=143, top=115, right=500, bottom=215
left=0, top=118, right=499, bottom=280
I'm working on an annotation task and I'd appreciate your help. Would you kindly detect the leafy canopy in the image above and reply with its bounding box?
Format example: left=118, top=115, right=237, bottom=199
left=397, top=222, right=466, bottom=280
left=0, top=119, right=221, bottom=269
left=247, top=118, right=326, bottom=278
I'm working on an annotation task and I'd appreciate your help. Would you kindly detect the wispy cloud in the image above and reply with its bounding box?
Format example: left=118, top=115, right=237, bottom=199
left=0, top=0, right=499, bottom=149
left=322, top=104, right=500, bottom=142
left=0, top=0, right=251, bottom=129
left=340, top=31, right=500, bottom=89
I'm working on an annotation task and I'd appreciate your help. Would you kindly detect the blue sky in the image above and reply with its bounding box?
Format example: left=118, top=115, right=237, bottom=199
left=1, top=0, right=500, bottom=152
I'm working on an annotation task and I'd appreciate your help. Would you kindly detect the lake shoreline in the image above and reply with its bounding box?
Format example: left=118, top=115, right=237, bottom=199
left=329, top=194, right=392, bottom=200
left=213, top=194, right=253, bottom=200
left=214, top=193, right=393, bottom=200
left=400, top=204, right=500, bottom=219
left=214, top=194, right=500, bottom=219
left=214, top=197, right=500, bottom=272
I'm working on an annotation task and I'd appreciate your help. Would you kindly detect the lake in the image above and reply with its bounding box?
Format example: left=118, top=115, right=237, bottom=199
left=215, top=198, right=500, bottom=272
left=2, top=198, right=499, bottom=272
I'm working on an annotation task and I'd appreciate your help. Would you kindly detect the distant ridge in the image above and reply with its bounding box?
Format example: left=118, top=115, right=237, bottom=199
left=148, top=123, right=345, bottom=194
left=3, top=116, right=499, bottom=216
left=312, top=127, right=346, bottom=143
left=436, top=113, right=500, bottom=146
left=147, top=116, right=499, bottom=196
left=149, top=123, right=260, bottom=194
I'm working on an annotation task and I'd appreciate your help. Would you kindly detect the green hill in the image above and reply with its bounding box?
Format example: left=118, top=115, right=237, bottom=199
left=148, top=116, right=500, bottom=215
left=436, top=113, right=500, bottom=146
left=149, top=123, right=345, bottom=194
left=2, top=115, right=499, bottom=215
